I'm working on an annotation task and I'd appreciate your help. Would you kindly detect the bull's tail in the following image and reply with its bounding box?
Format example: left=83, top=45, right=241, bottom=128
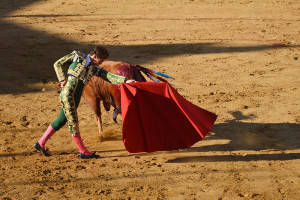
left=131, top=65, right=175, bottom=83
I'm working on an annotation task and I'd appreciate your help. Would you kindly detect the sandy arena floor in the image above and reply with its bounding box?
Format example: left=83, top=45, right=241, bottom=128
left=0, top=0, right=299, bottom=199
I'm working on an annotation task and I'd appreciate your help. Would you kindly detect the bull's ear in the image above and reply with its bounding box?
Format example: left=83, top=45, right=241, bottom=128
left=113, top=106, right=121, bottom=123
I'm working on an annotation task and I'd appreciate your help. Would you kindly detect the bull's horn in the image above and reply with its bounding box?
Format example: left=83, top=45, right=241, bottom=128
left=113, top=106, right=121, bottom=123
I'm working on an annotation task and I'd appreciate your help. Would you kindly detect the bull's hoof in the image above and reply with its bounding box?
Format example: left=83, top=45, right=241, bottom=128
left=99, top=135, right=105, bottom=142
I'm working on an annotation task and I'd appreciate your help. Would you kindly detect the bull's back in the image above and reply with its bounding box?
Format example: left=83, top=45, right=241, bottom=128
left=83, top=60, right=145, bottom=105
left=101, top=61, right=133, bottom=79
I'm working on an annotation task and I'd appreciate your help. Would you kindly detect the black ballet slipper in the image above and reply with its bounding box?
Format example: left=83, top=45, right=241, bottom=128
left=33, top=142, right=50, bottom=157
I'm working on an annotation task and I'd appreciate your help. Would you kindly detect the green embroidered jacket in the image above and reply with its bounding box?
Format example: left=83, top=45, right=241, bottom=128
left=53, top=51, right=126, bottom=84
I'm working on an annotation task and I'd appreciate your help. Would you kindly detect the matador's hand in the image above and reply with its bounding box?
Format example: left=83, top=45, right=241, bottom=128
left=58, top=80, right=67, bottom=89
left=125, top=79, right=137, bottom=84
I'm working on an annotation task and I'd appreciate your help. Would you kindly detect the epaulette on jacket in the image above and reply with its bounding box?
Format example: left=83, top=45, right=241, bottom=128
left=72, top=51, right=86, bottom=62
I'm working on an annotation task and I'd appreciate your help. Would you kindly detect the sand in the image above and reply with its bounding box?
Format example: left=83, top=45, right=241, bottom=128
left=0, top=0, right=299, bottom=199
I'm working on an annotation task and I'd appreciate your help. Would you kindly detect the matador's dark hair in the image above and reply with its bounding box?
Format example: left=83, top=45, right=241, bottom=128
left=90, top=46, right=109, bottom=59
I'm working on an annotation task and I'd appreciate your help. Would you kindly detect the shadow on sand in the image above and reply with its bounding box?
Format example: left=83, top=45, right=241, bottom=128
left=1, top=0, right=298, bottom=94
left=166, top=111, right=300, bottom=163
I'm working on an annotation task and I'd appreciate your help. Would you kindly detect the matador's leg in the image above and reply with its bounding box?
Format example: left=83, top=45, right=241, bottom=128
left=60, top=76, right=80, bottom=136
left=60, top=76, right=97, bottom=158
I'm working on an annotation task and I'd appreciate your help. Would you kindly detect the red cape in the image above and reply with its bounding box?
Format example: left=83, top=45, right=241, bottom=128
left=121, top=82, right=217, bottom=153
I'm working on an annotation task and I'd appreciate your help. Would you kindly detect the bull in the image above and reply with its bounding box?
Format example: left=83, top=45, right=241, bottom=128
left=82, top=61, right=173, bottom=140
left=82, top=61, right=146, bottom=140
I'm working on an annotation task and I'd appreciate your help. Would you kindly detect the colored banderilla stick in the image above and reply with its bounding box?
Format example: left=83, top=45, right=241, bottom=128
left=148, top=75, right=160, bottom=82
left=134, top=65, right=175, bottom=80
left=149, top=69, right=175, bottom=79
left=149, top=72, right=168, bottom=83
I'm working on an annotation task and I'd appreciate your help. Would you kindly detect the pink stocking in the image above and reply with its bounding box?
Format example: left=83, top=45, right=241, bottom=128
left=72, top=133, right=93, bottom=155
left=38, top=125, right=56, bottom=149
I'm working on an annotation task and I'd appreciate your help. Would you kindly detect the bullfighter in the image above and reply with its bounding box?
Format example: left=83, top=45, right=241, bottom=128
left=34, top=46, right=133, bottom=159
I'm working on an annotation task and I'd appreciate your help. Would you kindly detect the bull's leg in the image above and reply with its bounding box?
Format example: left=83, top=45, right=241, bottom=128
left=93, top=100, right=105, bottom=140
left=83, top=94, right=104, bottom=139
left=96, top=111, right=104, bottom=139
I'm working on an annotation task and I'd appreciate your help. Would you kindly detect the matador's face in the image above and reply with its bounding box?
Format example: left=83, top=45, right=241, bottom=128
left=91, top=54, right=105, bottom=66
